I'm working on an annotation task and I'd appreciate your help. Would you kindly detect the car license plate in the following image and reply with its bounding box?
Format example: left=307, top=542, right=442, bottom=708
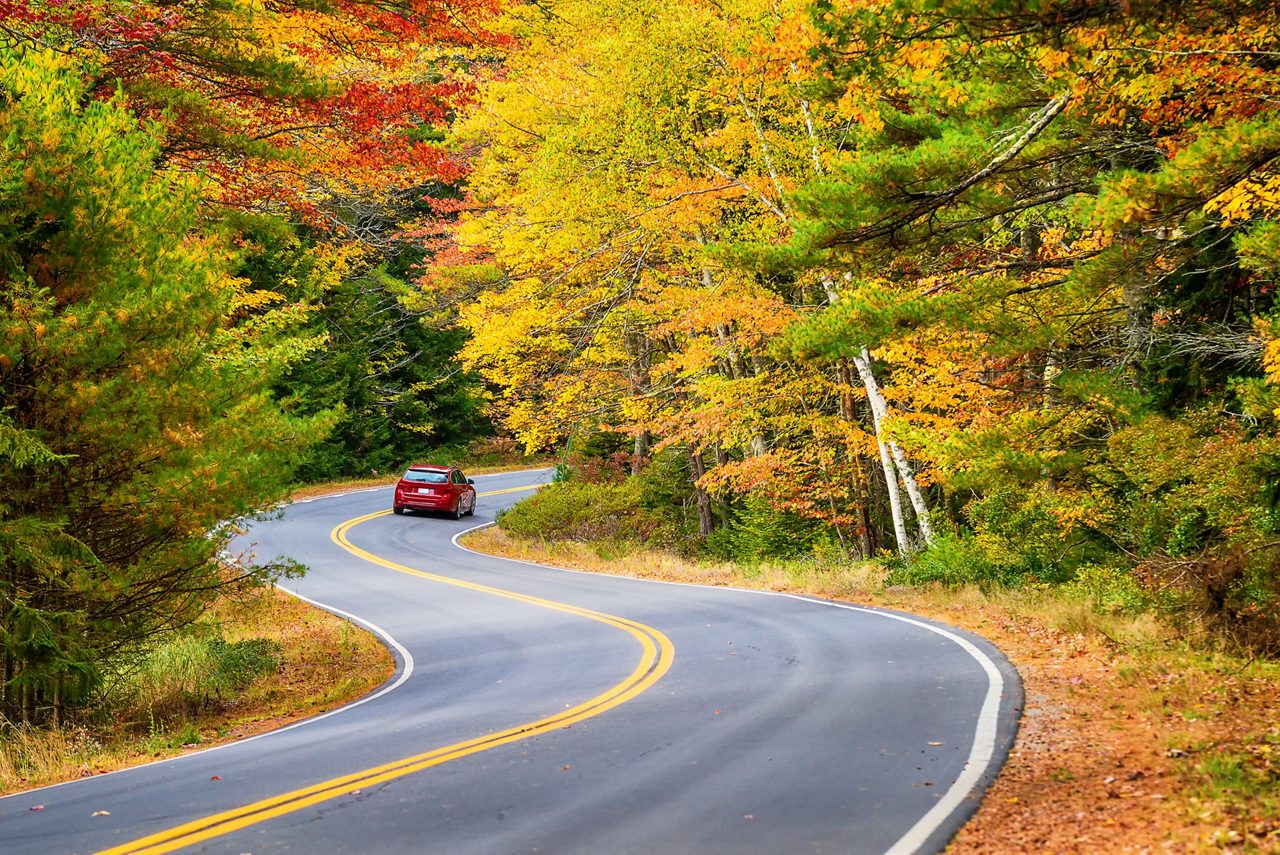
left=417, top=487, right=432, bottom=494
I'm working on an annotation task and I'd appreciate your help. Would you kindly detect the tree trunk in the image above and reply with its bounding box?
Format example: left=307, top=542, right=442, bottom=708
left=853, top=454, right=875, bottom=559
left=1042, top=348, right=1060, bottom=492
left=823, top=279, right=917, bottom=553
left=713, top=442, right=731, bottom=527
left=632, top=431, right=650, bottom=475
left=853, top=348, right=934, bottom=547
left=837, top=359, right=875, bottom=559
left=869, top=406, right=909, bottom=556
left=688, top=448, right=714, bottom=538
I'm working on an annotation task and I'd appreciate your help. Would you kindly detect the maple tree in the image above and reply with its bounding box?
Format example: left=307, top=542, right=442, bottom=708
left=429, top=0, right=1280, bottom=635
left=0, top=0, right=500, bottom=225
left=421, top=0, right=920, bottom=551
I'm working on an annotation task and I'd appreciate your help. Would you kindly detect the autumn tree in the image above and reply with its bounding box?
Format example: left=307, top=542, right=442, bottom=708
left=0, top=49, right=325, bottom=722
left=424, top=0, right=917, bottom=552
left=772, top=0, right=1280, bottom=628
left=2, top=0, right=513, bottom=480
left=0, top=0, right=499, bottom=225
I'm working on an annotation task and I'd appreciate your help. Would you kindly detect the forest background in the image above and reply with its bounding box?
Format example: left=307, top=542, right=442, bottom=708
left=0, top=0, right=1278, bottom=806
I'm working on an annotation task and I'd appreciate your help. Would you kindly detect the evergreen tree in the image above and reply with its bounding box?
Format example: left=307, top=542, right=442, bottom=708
left=0, top=48, right=324, bottom=722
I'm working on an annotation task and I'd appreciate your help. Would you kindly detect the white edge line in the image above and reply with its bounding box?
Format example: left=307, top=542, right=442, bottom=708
left=0, top=588, right=415, bottom=804
left=0, top=470, right=549, bottom=802
left=451, top=520, right=1006, bottom=855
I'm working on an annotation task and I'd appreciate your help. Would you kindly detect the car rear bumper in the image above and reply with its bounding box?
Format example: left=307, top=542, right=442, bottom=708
left=395, top=492, right=454, bottom=510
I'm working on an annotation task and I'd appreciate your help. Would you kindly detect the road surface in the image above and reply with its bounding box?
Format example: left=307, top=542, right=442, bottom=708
left=0, top=468, right=1021, bottom=854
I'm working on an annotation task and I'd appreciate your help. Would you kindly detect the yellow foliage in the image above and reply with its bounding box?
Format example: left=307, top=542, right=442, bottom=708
left=1204, top=169, right=1280, bottom=225
left=1261, top=320, right=1280, bottom=419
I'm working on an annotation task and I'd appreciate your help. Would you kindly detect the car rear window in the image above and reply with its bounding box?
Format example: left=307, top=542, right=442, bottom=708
left=403, top=470, right=448, bottom=484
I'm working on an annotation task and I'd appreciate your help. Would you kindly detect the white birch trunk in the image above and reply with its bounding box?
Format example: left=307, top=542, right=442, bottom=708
left=823, top=275, right=932, bottom=552
left=825, top=272, right=908, bottom=555
left=853, top=347, right=934, bottom=546
left=858, top=363, right=910, bottom=556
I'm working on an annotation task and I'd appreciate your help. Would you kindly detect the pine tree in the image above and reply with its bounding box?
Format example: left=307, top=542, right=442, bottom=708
left=0, top=48, right=323, bottom=722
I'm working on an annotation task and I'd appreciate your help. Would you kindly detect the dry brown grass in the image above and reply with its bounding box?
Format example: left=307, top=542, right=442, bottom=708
left=465, top=526, right=888, bottom=594
left=0, top=585, right=392, bottom=795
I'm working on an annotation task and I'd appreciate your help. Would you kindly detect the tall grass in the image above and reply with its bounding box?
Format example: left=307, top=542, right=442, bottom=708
left=0, top=631, right=283, bottom=791
left=0, top=722, right=104, bottom=790
left=1, top=584, right=388, bottom=795
left=106, top=634, right=282, bottom=722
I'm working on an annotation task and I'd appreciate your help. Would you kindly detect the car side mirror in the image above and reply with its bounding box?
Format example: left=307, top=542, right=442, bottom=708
left=467, top=479, right=475, bottom=484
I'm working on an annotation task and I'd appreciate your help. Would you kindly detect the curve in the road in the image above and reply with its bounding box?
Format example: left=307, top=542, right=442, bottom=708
left=449, top=528, right=1010, bottom=855
left=0, top=471, right=1020, bottom=855
left=99, top=492, right=674, bottom=855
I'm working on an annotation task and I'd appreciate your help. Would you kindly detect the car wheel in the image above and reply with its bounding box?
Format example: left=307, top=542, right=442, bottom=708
left=450, top=500, right=462, bottom=520
left=464, top=497, right=475, bottom=517
left=393, top=506, right=405, bottom=515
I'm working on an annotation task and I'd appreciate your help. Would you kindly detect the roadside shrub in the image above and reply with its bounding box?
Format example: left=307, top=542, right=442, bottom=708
left=207, top=638, right=283, bottom=691
left=1095, top=415, right=1279, bottom=560
left=964, top=486, right=1087, bottom=583
left=885, top=533, right=1021, bottom=588
left=107, top=632, right=282, bottom=720
left=1063, top=563, right=1155, bottom=615
left=1090, top=415, right=1280, bottom=651
left=497, top=480, right=669, bottom=547
left=633, top=449, right=704, bottom=543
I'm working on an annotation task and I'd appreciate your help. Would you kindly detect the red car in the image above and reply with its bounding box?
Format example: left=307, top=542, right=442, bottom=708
left=392, top=465, right=477, bottom=519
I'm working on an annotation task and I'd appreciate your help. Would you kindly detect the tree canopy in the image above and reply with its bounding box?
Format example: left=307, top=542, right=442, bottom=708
left=0, top=47, right=327, bottom=720
left=4, top=0, right=1280, bottom=723
left=420, top=0, right=1280, bottom=644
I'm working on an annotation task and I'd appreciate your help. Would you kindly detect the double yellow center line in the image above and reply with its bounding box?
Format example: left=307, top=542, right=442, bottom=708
left=101, top=486, right=675, bottom=854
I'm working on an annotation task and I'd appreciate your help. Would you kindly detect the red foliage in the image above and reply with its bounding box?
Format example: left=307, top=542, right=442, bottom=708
left=8, top=0, right=507, bottom=227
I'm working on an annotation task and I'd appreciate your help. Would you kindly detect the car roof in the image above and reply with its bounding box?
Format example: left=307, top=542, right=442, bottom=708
left=406, top=464, right=452, bottom=472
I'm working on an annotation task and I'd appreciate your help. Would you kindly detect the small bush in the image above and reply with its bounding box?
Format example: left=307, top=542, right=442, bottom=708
left=705, top=498, right=830, bottom=562
left=964, top=486, right=1086, bottom=583
left=497, top=480, right=669, bottom=547
left=111, top=633, right=282, bottom=719
left=207, top=638, right=283, bottom=692
left=886, top=534, right=1021, bottom=588
left=1063, top=563, right=1154, bottom=615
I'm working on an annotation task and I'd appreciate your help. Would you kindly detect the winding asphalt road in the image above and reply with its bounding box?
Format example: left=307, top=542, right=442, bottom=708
left=0, top=468, right=1021, bottom=854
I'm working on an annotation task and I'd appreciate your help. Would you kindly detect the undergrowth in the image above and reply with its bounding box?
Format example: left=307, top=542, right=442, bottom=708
left=0, top=586, right=390, bottom=794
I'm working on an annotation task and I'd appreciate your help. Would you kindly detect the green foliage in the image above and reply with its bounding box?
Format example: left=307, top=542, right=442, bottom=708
left=964, top=487, right=1089, bottom=583
left=1062, top=564, right=1156, bottom=616
left=885, top=534, right=1026, bottom=589
left=1093, top=414, right=1280, bottom=558
left=705, top=497, right=831, bottom=562
left=497, top=481, right=670, bottom=549
left=207, top=638, right=283, bottom=692
left=118, top=633, right=282, bottom=720
left=230, top=221, right=491, bottom=482
left=0, top=48, right=323, bottom=722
